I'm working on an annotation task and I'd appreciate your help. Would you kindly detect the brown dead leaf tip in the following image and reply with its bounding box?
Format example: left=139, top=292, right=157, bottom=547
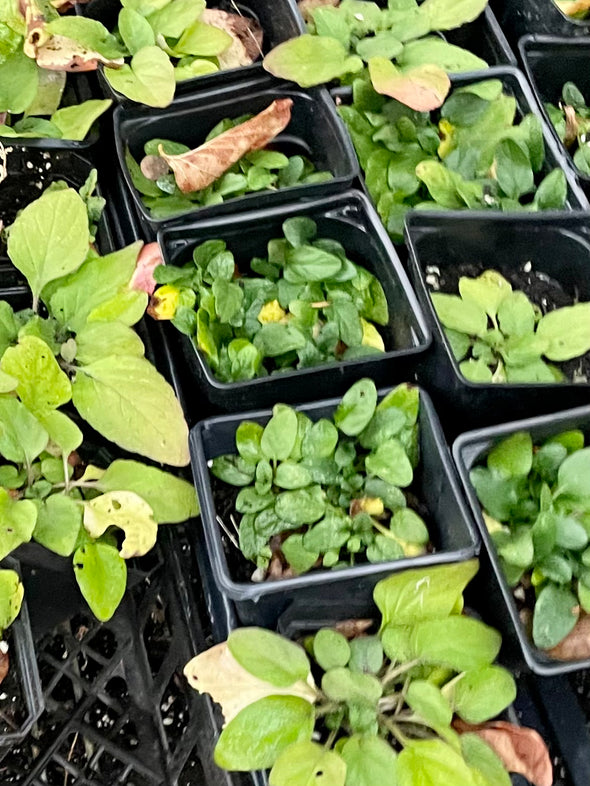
left=202, top=8, right=263, bottom=63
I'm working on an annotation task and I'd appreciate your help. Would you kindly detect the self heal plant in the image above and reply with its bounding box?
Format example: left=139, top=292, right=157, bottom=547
left=211, top=379, right=430, bottom=579
left=149, top=217, right=389, bottom=383
left=430, top=269, right=590, bottom=383
left=470, top=430, right=590, bottom=660
left=127, top=101, right=332, bottom=220
left=184, top=561, right=553, bottom=786
left=340, top=75, right=568, bottom=241
left=546, top=81, right=590, bottom=176
left=2, top=175, right=190, bottom=467
left=264, top=0, right=491, bottom=110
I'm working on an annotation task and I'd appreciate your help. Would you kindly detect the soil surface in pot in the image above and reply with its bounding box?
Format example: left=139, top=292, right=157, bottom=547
left=0, top=629, right=26, bottom=737
left=211, top=474, right=434, bottom=584
left=425, top=261, right=590, bottom=383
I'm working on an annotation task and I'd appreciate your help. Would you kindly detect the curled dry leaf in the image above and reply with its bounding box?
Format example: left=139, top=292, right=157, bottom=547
left=129, top=242, right=163, bottom=296
left=298, top=0, right=339, bottom=23
left=184, top=641, right=316, bottom=726
left=454, top=718, right=553, bottom=786
left=202, top=9, right=263, bottom=68
left=564, top=104, right=579, bottom=148
left=159, top=98, right=293, bottom=193
left=0, top=643, right=9, bottom=685
left=334, top=618, right=373, bottom=639
left=546, top=611, right=590, bottom=660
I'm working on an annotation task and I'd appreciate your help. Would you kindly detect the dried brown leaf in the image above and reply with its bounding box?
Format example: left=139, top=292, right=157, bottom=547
left=564, top=104, right=579, bottom=148
left=298, top=0, right=339, bottom=23
left=34, top=34, right=124, bottom=72
left=201, top=9, right=263, bottom=67
left=333, top=619, right=373, bottom=639
left=454, top=718, right=553, bottom=786
left=546, top=611, right=590, bottom=660
left=0, top=647, right=8, bottom=685
left=159, top=98, right=293, bottom=193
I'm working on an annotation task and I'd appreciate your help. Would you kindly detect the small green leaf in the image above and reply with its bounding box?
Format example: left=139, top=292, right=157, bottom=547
left=334, top=379, right=378, bottom=436
left=0, top=569, right=24, bottom=633
left=34, top=494, right=82, bottom=557
left=51, top=99, right=112, bottom=141
left=340, top=736, right=397, bottom=786
left=452, top=665, right=516, bottom=724
left=536, top=303, right=590, bottom=362
left=431, top=293, right=488, bottom=337
left=0, top=488, right=38, bottom=560
left=557, top=447, right=590, bottom=499
left=228, top=627, right=311, bottom=687
left=313, top=629, right=351, bottom=671
left=105, top=46, right=175, bottom=107
left=487, top=432, right=533, bottom=478
left=406, top=680, right=453, bottom=727
left=74, top=540, right=127, bottom=621
left=261, top=404, right=298, bottom=461
left=397, top=739, right=475, bottom=786
left=269, top=741, right=346, bottom=786
left=532, top=583, right=579, bottom=650
left=365, top=439, right=413, bottom=487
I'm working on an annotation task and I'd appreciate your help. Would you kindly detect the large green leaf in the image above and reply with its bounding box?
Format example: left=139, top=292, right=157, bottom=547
left=48, top=241, right=143, bottom=332
left=228, top=628, right=311, bottom=687
left=0, top=397, right=48, bottom=464
left=105, top=46, right=175, bottom=107
left=269, top=741, right=346, bottom=786
left=1, top=335, right=71, bottom=417
left=34, top=494, right=82, bottom=557
left=420, top=0, right=488, bottom=30
left=0, top=488, right=38, bottom=560
left=75, top=321, right=145, bottom=364
left=374, top=561, right=479, bottom=627
left=74, top=539, right=127, bottom=621
left=215, top=696, right=315, bottom=770
left=263, top=35, right=363, bottom=88
left=0, top=48, right=38, bottom=114
left=99, top=460, right=198, bottom=522
left=411, top=616, right=501, bottom=671
left=339, top=735, right=397, bottom=786
left=8, top=189, right=89, bottom=301
left=72, top=355, right=189, bottom=466
left=51, top=99, right=112, bottom=142
left=397, top=740, right=475, bottom=786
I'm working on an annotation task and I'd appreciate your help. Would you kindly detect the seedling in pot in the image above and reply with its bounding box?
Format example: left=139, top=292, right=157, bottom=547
left=429, top=268, right=590, bottom=383
left=340, top=73, right=568, bottom=241
left=470, top=429, right=590, bottom=661
left=149, top=217, right=389, bottom=382
left=546, top=81, right=590, bottom=176
left=127, top=100, right=332, bottom=220
left=184, top=560, right=553, bottom=786
left=0, top=171, right=190, bottom=467
left=0, top=442, right=198, bottom=621
left=210, top=379, right=431, bottom=580
left=0, top=569, right=23, bottom=697
left=264, top=0, right=492, bottom=109
left=2, top=0, right=264, bottom=110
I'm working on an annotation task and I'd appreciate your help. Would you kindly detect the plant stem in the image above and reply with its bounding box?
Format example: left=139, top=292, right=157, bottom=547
left=382, top=717, right=409, bottom=748
left=62, top=453, right=70, bottom=495
left=381, top=659, right=421, bottom=687
left=32, top=293, right=39, bottom=314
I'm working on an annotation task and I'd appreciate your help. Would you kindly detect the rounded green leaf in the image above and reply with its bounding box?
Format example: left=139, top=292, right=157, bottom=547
left=105, top=46, right=175, bottom=107
left=460, top=734, right=511, bottom=786
left=215, top=695, right=314, bottom=771
left=228, top=628, right=311, bottom=687
left=365, top=439, right=413, bottom=487
left=487, top=432, right=533, bottom=478
left=340, top=735, right=397, bottom=786
left=537, top=303, right=590, bottom=361
left=532, top=583, right=579, bottom=650
left=236, top=421, right=264, bottom=463
left=270, top=741, right=346, bottom=786
left=275, top=486, right=326, bottom=526
left=406, top=680, right=453, bottom=727
left=313, top=628, right=351, bottom=671
left=261, top=404, right=298, bottom=461
left=334, top=379, right=377, bottom=436
left=431, top=293, right=488, bottom=337
left=557, top=447, right=590, bottom=499
left=263, top=35, right=363, bottom=88
left=397, top=739, right=475, bottom=786
left=34, top=494, right=82, bottom=557
left=452, top=665, right=516, bottom=724
left=410, top=616, right=502, bottom=671
left=74, top=540, right=127, bottom=621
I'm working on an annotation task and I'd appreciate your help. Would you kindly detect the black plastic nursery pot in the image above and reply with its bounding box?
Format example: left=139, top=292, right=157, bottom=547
left=190, top=385, right=479, bottom=628
left=114, top=79, right=360, bottom=238
left=453, top=404, right=590, bottom=676
left=0, top=73, right=104, bottom=152
left=0, top=558, right=43, bottom=748
left=80, top=0, right=305, bottom=105
left=157, top=189, right=431, bottom=418
left=404, top=211, right=590, bottom=438
left=519, top=35, right=590, bottom=192
left=491, top=0, right=590, bottom=48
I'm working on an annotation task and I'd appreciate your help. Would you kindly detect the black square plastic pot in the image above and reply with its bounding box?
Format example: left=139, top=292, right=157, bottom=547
left=80, top=0, right=304, bottom=105
left=491, top=0, right=590, bottom=47
left=0, top=74, right=103, bottom=152
left=157, top=189, right=431, bottom=417
left=0, top=558, right=43, bottom=747
left=520, top=35, right=590, bottom=193
left=404, top=211, right=590, bottom=438
left=453, top=404, right=590, bottom=676
left=114, top=79, right=359, bottom=238
left=190, top=386, right=479, bottom=628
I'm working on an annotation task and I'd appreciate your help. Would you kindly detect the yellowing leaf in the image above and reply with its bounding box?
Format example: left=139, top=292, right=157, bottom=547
left=159, top=98, right=293, bottom=193
left=83, top=490, right=158, bottom=559
left=369, top=57, right=450, bottom=111
left=184, top=640, right=316, bottom=725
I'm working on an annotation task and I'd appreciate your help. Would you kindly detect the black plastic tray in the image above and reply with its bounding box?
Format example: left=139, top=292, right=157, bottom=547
left=491, top=0, right=590, bottom=48
left=114, top=78, right=360, bottom=238
left=0, top=73, right=104, bottom=152
left=80, top=0, right=305, bottom=106
left=157, top=189, right=431, bottom=417
left=453, top=404, right=590, bottom=676
left=190, top=385, right=479, bottom=628
left=404, top=211, right=590, bottom=438
left=0, top=558, right=43, bottom=748
left=519, top=35, right=590, bottom=192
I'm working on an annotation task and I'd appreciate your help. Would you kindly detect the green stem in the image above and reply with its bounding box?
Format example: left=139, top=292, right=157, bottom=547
left=61, top=453, right=71, bottom=495
left=382, top=717, right=410, bottom=748
left=382, top=659, right=421, bottom=687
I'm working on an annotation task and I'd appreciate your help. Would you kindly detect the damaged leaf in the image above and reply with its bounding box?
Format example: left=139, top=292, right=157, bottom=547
left=158, top=98, right=293, bottom=193
left=83, top=490, right=158, bottom=559
left=368, top=57, right=451, bottom=112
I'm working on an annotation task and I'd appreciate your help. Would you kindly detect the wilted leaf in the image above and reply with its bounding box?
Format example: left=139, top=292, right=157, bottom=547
left=184, top=640, right=316, bottom=725
left=159, top=98, right=293, bottom=193
left=201, top=9, right=263, bottom=67
left=83, top=490, right=158, bottom=558
left=129, top=242, right=163, bottom=295
left=454, top=719, right=553, bottom=786
left=33, top=34, right=124, bottom=71
left=546, top=613, right=590, bottom=661
left=368, top=57, right=450, bottom=111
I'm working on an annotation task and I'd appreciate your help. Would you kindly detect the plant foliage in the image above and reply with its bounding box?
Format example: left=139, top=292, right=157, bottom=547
left=546, top=81, right=590, bottom=176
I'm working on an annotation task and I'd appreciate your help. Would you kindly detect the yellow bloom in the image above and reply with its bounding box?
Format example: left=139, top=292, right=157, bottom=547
left=148, top=285, right=180, bottom=320
left=257, top=299, right=286, bottom=324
